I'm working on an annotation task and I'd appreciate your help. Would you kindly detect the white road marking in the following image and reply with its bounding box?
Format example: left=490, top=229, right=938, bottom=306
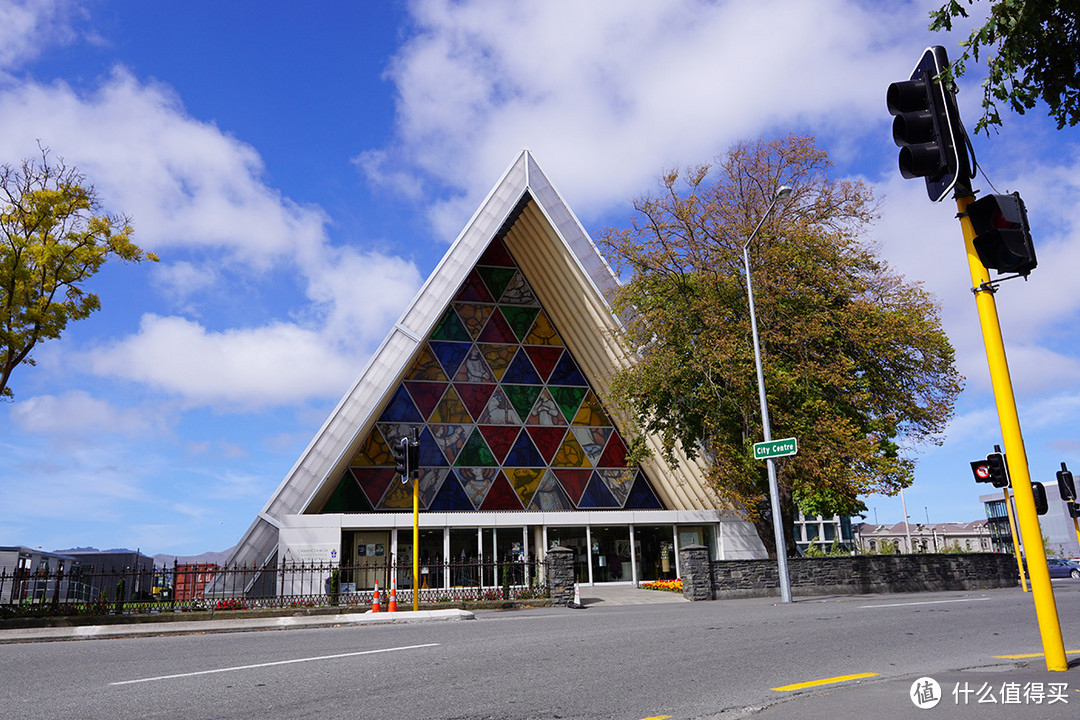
left=110, top=643, right=439, bottom=686
left=859, top=597, right=991, bottom=609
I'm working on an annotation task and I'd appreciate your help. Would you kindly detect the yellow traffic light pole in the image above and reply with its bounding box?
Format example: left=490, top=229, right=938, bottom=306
left=412, top=473, right=420, bottom=612
left=955, top=194, right=1067, bottom=672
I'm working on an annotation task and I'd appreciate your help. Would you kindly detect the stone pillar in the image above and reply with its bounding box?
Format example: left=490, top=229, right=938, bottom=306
left=680, top=544, right=713, bottom=601
left=545, top=546, right=576, bottom=606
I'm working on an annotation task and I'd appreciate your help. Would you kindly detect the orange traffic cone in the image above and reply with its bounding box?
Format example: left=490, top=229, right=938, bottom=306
left=388, top=575, right=398, bottom=612
left=372, top=579, right=381, bottom=613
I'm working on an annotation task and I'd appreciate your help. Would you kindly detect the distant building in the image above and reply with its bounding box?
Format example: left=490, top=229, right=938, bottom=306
left=852, top=521, right=992, bottom=554
left=174, top=563, right=219, bottom=600
left=792, top=514, right=855, bottom=553
left=980, top=481, right=1080, bottom=559
left=60, top=549, right=156, bottom=601
left=0, top=547, right=83, bottom=603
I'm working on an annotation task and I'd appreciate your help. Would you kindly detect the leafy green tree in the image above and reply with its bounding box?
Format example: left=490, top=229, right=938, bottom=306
left=1, top=149, right=157, bottom=401
left=599, top=136, right=963, bottom=558
left=930, top=0, right=1079, bottom=133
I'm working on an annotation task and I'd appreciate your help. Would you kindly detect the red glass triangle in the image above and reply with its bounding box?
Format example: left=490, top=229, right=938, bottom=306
left=479, top=472, right=523, bottom=510
left=477, top=307, right=517, bottom=344
left=526, top=426, right=568, bottom=463
left=478, top=237, right=516, bottom=267
left=351, top=467, right=395, bottom=507
left=597, top=433, right=628, bottom=467
left=478, top=425, right=519, bottom=463
left=553, top=469, right=592, bottom=505
left=523, top=346, right=563, bottom=382
left=455, top=383, right=496, bottom=420
left=455, top=268, right=495, bottom=302
left=404, top=381, right=446, bottom=419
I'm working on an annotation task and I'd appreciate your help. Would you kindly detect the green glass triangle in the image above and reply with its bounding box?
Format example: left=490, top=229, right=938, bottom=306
left=431, top=307, right=471, bottom=342
left=454, top=427, right=497, bottom=467
left=478, top=267, right=517, bottom=302
left=504, top=384, right=543, bottom=423
left=549, top=386, right=588, bottom=423
left=501, top=306, right=541, bottom=342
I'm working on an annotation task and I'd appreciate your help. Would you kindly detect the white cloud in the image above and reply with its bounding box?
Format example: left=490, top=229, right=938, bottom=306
left=369, top=0, right=929, bottom=236
left=0, top=0, right=78, bottom=73
left=85, top=314, right=360, bottom=409
left=9, top=390, right=161, bottom=437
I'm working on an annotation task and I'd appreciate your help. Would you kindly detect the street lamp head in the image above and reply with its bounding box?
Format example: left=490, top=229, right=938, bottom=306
left=775, top=185, right=793, bottom=200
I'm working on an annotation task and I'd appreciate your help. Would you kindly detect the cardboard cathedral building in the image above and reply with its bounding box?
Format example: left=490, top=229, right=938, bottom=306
left=224, top=151, right=767, bottom=592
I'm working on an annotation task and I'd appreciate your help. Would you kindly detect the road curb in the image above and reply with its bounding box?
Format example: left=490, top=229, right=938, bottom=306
left=0, top=608, right=475, bottom=644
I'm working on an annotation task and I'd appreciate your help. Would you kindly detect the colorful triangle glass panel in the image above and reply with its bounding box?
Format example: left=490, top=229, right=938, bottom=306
left=526, top=388, right=567, bottom=426
left=453, top=346, right=496, bottom=383
left=501, top=306, right=541, bottom=342
left=477, top=307, right=517, bottom=344
left=429, top=470, right=474, bottom=511
left=503, top=430, right=545, bottom=467
left=503, top=384, right=542, bottom=423
left=597, top=433, right=628, bottom=468
left=431, top=308, right=471, bottom=342
left=500, top=271, right=540, bottom=306
left=429, top=385, right=472, bottom=424
left=478, top=387, right=520, bottom=425
left=550, top=386, right=588, bottom=424
left=478, top=237, right=515, bottom=267
left=322, top=473, right=374, bottom=513
left=479, top=472, right=523, bottom=510
left=430, top=424, right=469, bottom=464
left=454, top=268, right=495, bottom=303
left=380, top=385, right=423, bottom=423
left=597, top=469, right=634, bottom=505
left=454, top=303, right=493, bottom=340
left=429, top=341, right=471, bottom=379
left=523, top=345, right=563, bottom=382
left=418, top=427, right=447, bottom=467
left=405, top=345, right=448, bottom=381
left=456, top=383, right=496, bottom=420
left=457, top=467, right=500, bottom=509
left=506, top=467, right=545, bottom=507
left=624, top=470, right=664, bottom=510
left=571, top=426, right=611, bottom=466
left=478, top=425, right=519, bottom=463
left=350, top=429, right=393, bottom=466
left=454, top=427, right=497, bottom=467
left=553, top=469, right=592, bottom=505
left=548, top=352, right=586, bottom=386
left=572, top=391, right=609, bottom=426
left=528, top=471, right=574, bottom=511
left=502, top=349, right=542, bottom=385
left=578, top=472, right=620, bottom=508
left=405, top=381, right=446, bottom=419
left=523, top=311, right=562, bottom=346
left=526, top=426, right=568, bottom=463
left=552, top=432, right=590, bottom=468
left=478, top=266, right=516, bottom=302
left=479, top=343, right=516, bottom=381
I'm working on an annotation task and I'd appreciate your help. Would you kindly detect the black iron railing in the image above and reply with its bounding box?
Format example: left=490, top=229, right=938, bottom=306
left=0, top=557, right=547, bottom=618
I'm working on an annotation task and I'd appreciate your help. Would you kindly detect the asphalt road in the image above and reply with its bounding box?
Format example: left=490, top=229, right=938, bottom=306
left=1, top=583, right=1079, bottom=719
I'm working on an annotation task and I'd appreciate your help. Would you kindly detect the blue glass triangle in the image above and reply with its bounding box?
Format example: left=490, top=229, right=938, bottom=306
left=548, top=353, right=587, bottom=386
left=418, top=427, right=447, bottom=467
left=578, top=472, right=620, bottom=508
left=379, top=385, right=423, bottom=423
left=428, top=470, right=474, bottom=511
left=429, top=341, right=471, bottom=379
left=501, top=350, right=542, bottom=385
left=503, top=430, right=545, bottom=467
left=624, top=470, right=664, bottom=510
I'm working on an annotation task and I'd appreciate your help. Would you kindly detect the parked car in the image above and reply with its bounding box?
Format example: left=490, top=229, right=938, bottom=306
left=1047, top=558, right=1080, bottom=579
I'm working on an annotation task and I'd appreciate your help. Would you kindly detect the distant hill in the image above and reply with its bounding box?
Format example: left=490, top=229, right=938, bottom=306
left=54, top=545, right=237, bottom=567
left=153, top=546, right=237, bottom=567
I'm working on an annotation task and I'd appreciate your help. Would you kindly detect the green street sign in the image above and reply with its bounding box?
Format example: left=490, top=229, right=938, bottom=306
left=753, top=437, right=798, bottom=460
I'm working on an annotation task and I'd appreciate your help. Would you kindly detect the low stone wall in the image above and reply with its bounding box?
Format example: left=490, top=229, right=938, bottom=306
left=680, top=550, right=1018, bottom=600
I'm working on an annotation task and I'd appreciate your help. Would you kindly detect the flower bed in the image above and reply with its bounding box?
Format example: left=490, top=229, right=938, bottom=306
left=641, top=578, right=682, bottom=593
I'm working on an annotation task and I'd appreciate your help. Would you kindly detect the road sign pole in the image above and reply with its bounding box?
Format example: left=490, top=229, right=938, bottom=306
left=956, top=194, right=1065, bottom=671
left=1003, top=487, right=1028, bottom=593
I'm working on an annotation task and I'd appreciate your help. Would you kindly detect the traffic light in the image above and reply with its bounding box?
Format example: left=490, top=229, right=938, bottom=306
left=392, top=436, right=409, bottom=479
left=986, top=452, right=1009, bottom=488
left=407, top=429, right=420, bottom=480
left=967, top=192, right=1037, bottom=276
left=1032, top=481, right=1048, bottom=516
left=1057, top=463, right=1076, bottom=501
left=1068, top=501, right=1080, bottom=519
left=887, top=46, right=970, bottom=202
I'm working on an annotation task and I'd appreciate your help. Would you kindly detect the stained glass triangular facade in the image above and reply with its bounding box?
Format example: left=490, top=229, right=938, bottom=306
left=321, top=237, right=667, bottom=513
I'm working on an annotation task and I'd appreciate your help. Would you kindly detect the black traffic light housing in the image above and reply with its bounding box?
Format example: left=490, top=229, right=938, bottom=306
left=1068, top=501, right=1080, bottom=519
left=408, top=428, right=420, bottom=480
left=392, top=436, right=409, bottom=479
left=970, top=459, right=992, bottom=483
left=986, top=452, right=1009, bottom=488
left=887, top=46, right=970, bottom=201
left=967, top=192, right=1037, bottom=276
left=1032, top=481, right=1049, bottom=516
left=1058, top=463, right=1077, bottom=501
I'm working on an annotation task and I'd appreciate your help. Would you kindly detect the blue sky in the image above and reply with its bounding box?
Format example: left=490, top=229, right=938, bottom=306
left=2, top=0, right=1078, bottom=556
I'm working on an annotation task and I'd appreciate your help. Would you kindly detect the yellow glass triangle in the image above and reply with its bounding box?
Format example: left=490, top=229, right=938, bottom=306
left=523, top=311, right=563, bottom=346
left=572, top=390, right=610, bottom=427
left=506, top=467, right=545, bottom=507
left=350, top=430, right=392, bottom=466
left=406, top=345, right=449, bottom=382
left=429, top=385, right=471, bottom=423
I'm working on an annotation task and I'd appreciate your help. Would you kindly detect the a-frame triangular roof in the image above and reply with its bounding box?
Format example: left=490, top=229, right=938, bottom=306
left=224, top=151, right=719, bottom=570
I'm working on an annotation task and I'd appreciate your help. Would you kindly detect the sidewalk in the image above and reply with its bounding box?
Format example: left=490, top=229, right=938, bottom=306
left=0, top=608, right=474, bottom=644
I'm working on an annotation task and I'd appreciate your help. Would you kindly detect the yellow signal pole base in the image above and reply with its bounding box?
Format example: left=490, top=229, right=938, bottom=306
left=956, top=195, right=1067, bottom=672
left=412, top=474, right=420, bottom=612
left=1003, top=488, right=1027, bottom=592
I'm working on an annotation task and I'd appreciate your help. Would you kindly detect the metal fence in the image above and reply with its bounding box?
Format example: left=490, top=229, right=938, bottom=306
left=0, top=557, right=548, bottom=618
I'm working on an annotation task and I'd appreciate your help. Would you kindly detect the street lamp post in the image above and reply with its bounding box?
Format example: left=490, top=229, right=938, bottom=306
left=742, top=185, right=793, bottom=604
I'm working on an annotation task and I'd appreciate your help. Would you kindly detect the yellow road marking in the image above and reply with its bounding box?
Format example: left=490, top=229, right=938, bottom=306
left=638, top=716, right=672, bottom=720
left=994, top=650, right=1080, bottom=659
left=772, top=672, right=880, bottom=692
